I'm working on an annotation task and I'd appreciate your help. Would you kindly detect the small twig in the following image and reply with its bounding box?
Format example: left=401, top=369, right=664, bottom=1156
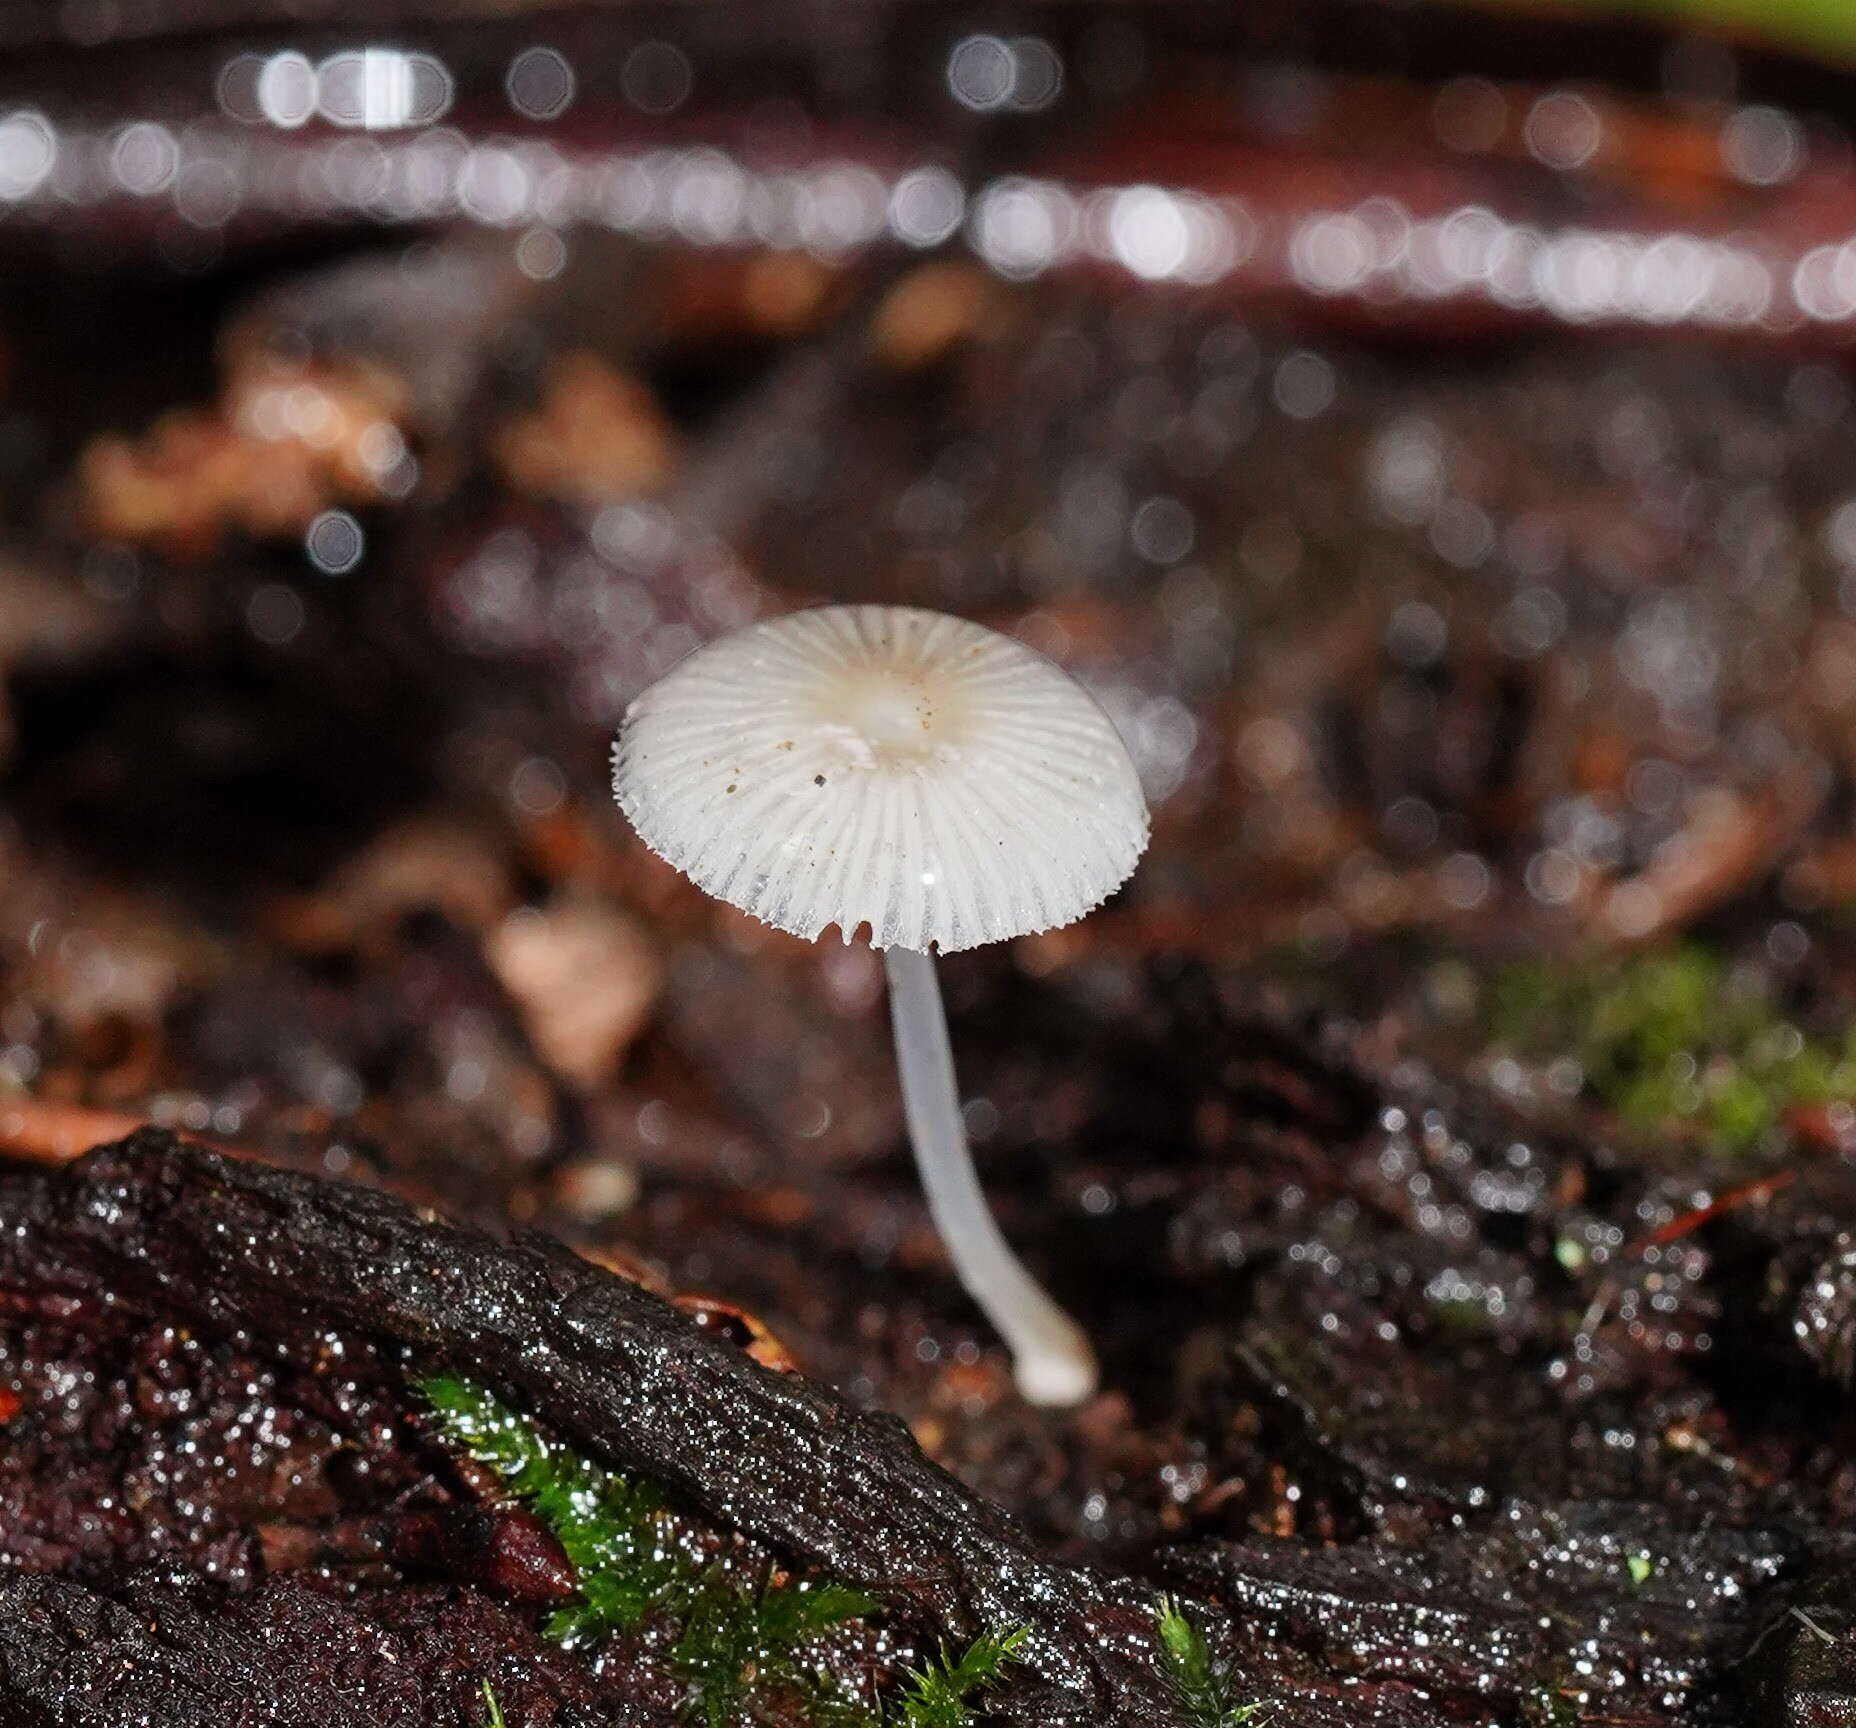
left=0, top=1097, right=269, bottom=1169
left=0, top=1099, right=180, bottom=1164
left=1792, top=1606, right=1840, bottom=1647
left=1633, top=1172, right=1796, bottom=1253
left=1575, top=1281, right=1614, bottom=1347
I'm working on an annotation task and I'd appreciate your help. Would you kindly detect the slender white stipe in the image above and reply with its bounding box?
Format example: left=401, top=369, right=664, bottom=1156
left=885, top=943, right=1096, bottom=1404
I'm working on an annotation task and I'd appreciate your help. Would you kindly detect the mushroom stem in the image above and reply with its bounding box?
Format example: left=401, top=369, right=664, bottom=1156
left=882, top=945, right=1097, bottom=1407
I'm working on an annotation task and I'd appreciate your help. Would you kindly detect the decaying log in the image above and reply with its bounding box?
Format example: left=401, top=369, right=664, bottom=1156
left=0, top=1131, right=1178, bottom=1724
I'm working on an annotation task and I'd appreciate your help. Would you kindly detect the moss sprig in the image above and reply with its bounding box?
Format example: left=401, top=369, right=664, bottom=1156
left=673, top=1578, right=884, bottom=1728
left=891, top=1628, right=1025, bottom=1727
left=1155, top=1598, right=1267, bottom=1727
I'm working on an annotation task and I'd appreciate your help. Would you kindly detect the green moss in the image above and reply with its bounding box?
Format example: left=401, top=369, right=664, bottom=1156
left=1155, top=1597, right=1269, bottom=1727
left=673, top=1580, right=882, bottom=1728
left=421, top=1376, right=1020, bottom=1728
left=1492, top=944, right=1856, bottom=1152
left=891, top=1629, right=1025, bottom=1728
left=421, top=1372, right=711, bottom=1644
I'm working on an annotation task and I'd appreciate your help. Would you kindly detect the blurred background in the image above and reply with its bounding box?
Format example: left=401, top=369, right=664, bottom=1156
left=7, top=0, right=1856, bottom=1603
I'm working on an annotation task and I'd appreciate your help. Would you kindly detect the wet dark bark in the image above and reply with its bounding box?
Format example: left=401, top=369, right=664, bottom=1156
left=0, top=1131, right=1179, bottom=1724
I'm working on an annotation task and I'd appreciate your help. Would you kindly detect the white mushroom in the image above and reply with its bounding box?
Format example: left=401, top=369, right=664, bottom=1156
left=613, top=603, right=1148, bottom=1405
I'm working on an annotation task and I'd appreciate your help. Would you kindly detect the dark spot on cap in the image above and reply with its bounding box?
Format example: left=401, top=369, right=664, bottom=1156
left=814, top=774, right=826, bottom=786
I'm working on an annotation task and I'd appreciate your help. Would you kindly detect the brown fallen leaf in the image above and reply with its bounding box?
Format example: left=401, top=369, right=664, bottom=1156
left=486, top=896, right=662, bottom=1087
left=81, top=354, right=412, bottom=557
left=492, top=352, right=675, bottom=502
left=1590, top=783, right=1817, bottom=943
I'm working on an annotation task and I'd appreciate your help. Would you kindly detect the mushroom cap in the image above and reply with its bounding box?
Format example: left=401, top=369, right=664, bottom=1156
left=612, top=604, right=1149, bottom=953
